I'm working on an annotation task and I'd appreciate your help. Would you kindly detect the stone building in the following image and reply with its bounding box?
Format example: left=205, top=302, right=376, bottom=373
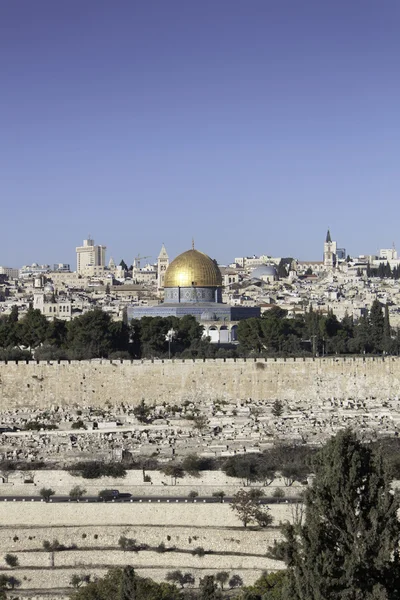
left=76, top=237, right=106, bottom=276
left=33, top=283, right=72, bottom=321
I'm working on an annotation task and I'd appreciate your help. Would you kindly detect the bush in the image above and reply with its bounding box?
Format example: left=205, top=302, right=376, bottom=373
left=191, top=546, right=206, bottom=557
left=4, top=554, right=18, bottom=568
left=229, top=574, right=243, bottom=589
left=273, top=487, right=285, bottom=499
left=188, top=491, right=198, bottom=499
left=42, top=539, right=65, bottom=552
left=71, top=420, right=86, bottom=430
left=118, top=536, right=140, bottom=552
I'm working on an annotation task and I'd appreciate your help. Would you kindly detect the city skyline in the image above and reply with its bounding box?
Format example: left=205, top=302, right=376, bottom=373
left=3, top=230, right=400, bottom=270
left=2, top=1, right=400, bottom=266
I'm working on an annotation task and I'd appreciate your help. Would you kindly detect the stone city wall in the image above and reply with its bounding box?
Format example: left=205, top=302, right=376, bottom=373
left=0, top=357, right=400, bottom=410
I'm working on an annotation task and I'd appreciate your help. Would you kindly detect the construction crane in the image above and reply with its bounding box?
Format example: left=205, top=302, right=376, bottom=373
left=133, top=254, right=151, bottom=270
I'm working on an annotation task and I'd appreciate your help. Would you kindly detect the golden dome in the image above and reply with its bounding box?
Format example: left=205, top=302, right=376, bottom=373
left=164, top=249, right=222, bottom=288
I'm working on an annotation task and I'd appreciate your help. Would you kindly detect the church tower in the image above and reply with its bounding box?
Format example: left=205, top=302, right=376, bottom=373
left=157, top=244, right=169, bottom=293
left=324, top=229, right=337, bottom=269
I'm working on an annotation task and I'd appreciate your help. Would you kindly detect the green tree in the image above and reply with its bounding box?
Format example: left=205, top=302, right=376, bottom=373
left=0, top=306, right=20, bottom=348
left=237, top=318, right=264, bottom=354
left=230, top=489, right=272, bottom=528
left=45, top=318, right=68, bottom=347
left=182, top=453, right=205, bottom=476
left=284, top=429, right=400, bottom=599
left=162, top=464, right=185, bottom=485
left=66, top=309, right=116, bottom=358
left=19, top=308, right=49, bottom=348
left=246, top=571, right=286, bottom=599
left=200, top=575, right=222, bottom=600
left=39, top=487, right=55, bottom=502
left=166, top=571, right=186, bottom=588
left=223, top=454, right=260, bottom=485
left=70, top=573, right=91, bottom=589
left=69, top=485, right=86, bottom=500
left=229, top=574, right=243, bottom=589
left=70, top=567, right=182, bottom=600
left=383, top=304, right=393, bottom=354
left=215, top=571, right=229, bottom=590
left=369, top=299, right=385, bottom=353
left=119, top=565, right=136, bottom=600
left=271, top=400, right=284, bottom=417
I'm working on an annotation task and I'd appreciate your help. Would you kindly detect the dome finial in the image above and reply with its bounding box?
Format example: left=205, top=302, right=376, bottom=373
left=192, top=238, right=195, bottom=250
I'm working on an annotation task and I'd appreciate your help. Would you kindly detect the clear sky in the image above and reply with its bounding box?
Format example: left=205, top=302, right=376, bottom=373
left=1, top=0, right=400, bottom=268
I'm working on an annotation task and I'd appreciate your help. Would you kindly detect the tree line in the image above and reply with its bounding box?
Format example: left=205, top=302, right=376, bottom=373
left=0, top=308, right=214, bottom=360
left=0, top=299, right=399, bottom=361
left=237, top=301, right=400, bottom=356
left=366, top=262, right=400, bottom=280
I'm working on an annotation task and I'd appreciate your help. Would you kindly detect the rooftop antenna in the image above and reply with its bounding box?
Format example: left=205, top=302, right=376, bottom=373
left=192, top=238, right=195, bottom=250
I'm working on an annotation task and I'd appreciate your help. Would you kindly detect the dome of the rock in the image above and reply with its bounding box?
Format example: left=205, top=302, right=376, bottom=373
left=164, top=249, right=222, bottom=288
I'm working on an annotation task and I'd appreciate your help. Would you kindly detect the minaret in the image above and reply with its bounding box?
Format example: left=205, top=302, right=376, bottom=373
left=157, top=244, right=169, bottom=292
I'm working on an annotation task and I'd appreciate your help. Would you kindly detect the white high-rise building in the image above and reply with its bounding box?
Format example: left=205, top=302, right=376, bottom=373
left=76, top=237, right=106, bottom=275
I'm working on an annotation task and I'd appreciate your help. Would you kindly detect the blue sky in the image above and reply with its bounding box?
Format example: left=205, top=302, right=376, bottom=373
left=1, top=0, right=400, bottom=268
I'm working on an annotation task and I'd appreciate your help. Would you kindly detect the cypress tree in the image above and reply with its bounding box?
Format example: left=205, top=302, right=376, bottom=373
left=383, top=305, right=392, bottom=354
left=285, top=430, right=400, bottom=600
left=369, top=300, right=384, bottom=353
left=119, top=565, right=136, bottom=600
left=200, top=575, right=222, bottom=599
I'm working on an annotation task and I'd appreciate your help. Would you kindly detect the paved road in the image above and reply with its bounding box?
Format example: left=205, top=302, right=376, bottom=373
left=0, top=495, right=302, bottom=504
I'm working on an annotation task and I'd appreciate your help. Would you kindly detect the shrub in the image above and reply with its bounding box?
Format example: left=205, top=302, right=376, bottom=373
left=188, top=490, right=198, bottom=499
left=118, top=536, right=141, bottom=552
left=42, top=539, right=65, bottom=552
left=273, top=487, right=285, bottom=500
left=191, top=546, right=206, bottom=557
left=229, top=574, right=243, bottom=589
left=71, top=420, right=86, bottom=430
left=4, top=554, right=18, bottom=568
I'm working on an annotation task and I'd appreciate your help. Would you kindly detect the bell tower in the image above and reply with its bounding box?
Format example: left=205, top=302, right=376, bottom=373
left=324, top=229, right=337, bottom=269
left=157, top=244, right=169, bottom=293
